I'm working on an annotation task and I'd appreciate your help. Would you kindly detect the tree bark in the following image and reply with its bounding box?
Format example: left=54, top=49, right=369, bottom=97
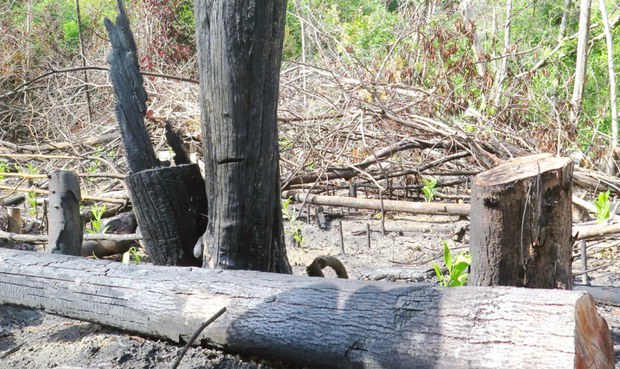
left=195, top=1, right=290, bottom=273
left=470, top=154, right=574, bottom=289
left=558, top=0, right=572, bottom=42
left=492, top=0, right=511, bottom=106
left=105, top=1, right=208, bottom=266
left=598, top=0, right=618, bottom=150
left=47, top=170, right=82, bottom=256
left=569, top=0, right=592, bottom=127
left=0, top=249, right=614, bottom=369
left=126, top=164, right=206, bottom=266
left=104, top=0, right=157, bottom=174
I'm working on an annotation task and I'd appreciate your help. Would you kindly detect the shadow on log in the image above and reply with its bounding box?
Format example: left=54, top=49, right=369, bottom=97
left=0, top=249, right=614, bottom=369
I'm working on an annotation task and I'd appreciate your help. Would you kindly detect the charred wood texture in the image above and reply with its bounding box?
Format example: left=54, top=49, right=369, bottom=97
left=470, top=154, right=574, bottom=289
left=47, top=170, right=82, bottom=256
left=105, top=1, right=207, bottom=266
left=0, top=249, right=614, bottom=369
left=104, top=0, right=157, bottom=174
left=126, top=164, right=206, bottom=266
left=195, top=1, right=290, bottom=273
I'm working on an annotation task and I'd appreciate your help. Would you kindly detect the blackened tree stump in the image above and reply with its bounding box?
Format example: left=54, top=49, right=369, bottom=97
left=470, top=154, right=573, bottom=289
left=126, top=164, right=206, bottom=266
left=105, top=1, right=206, bottom=266
left=47, top=170, right=82, bottom=256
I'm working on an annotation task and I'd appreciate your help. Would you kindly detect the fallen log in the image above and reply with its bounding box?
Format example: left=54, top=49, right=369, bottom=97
left=573, top=223, right=620, bottom=240
left=0, top=249, right=613, bottom=369
left=281, top=191, right=470, bottom=216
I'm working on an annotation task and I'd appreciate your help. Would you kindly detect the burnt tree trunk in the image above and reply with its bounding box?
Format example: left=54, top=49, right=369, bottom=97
left=470, top=154, right=574, bottom=289
left=195, top=1, right=290, bottom=272
left=47, top=170, right=82, bottom=256
left=105, top=0, right=205, bottom=266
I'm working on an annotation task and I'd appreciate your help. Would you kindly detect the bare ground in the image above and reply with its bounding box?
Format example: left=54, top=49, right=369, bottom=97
left=1, top=210, right=619, bottom=368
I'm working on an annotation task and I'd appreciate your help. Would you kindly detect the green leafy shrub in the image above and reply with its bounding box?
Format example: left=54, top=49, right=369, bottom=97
left=421, top=177, right=438, bottom=202
left=282, top=197, right=304, bottom=245
left=433, top=240, right=471, bottom=287
left=594, top=190, right=611, bottom=224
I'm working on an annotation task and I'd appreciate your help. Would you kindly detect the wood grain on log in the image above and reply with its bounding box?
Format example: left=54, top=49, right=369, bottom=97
left=470, top=154, right=574, bottom=289
left=0, top=249, right=613, bottom=369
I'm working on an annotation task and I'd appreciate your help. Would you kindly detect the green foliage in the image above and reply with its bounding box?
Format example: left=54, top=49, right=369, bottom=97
left=282, top=197, right=304, bottom=245
left=421, top=178, right=438, bottom=202
left=26, top=191, right=38, bottom=216
left=14, top=0, right=117, bottom=52
left=433, top=240, right=471, bottom=287
left=594, top=190, right=611, bottom=224
left=0, top=161, right=9, bottom=181
left=283, top=0, right=401, bottom=62
left=87, top=204, right=109, bottom=234
left=122, top=246, right=141, bottom=264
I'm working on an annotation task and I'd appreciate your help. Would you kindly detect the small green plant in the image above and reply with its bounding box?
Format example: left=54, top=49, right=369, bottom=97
left=25, top=162, right=39, bottom=174
left=25, top=191, right=38, bottom=216
left=122, top=246, right=141, bottom=265
left=594, top=190, right=612, bottom=224
left=86, top=160, right=100, bottom=174
left=0, top=161, right=9, bottom=180
left=421, top=177, right=438, bottom=202
left=282, top=197, right=304, bottom=245
left=87, top=204, right=108, bottom=234
left=433, top=240, right=471, bottom=287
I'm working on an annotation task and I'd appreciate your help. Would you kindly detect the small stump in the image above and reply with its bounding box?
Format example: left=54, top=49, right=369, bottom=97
left=126, top=164, right=207, bottom=266
left=470, top=154, right=573, bottom=289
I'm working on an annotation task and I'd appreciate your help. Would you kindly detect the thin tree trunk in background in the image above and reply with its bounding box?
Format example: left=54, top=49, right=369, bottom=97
left=195, top=0, right=291, bottom=273
left=493, top=0, right=512, bottom=106
left=558, top=0, right=572, bottom=42
left=599, top=0, right=618, bottom=150
left=461, top=0, right=487, bottom=77
left=570, top=0, right=592, bottom=127
left=75, top=0, right=93, bottom=126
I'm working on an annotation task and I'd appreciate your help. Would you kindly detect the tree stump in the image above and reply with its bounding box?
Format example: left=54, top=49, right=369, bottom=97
left=105, top=1, right=207, bottom=266
left=47, top=170, right=82, bottom=256
left=126, top=164, right=206, bottom=266
left=470, top=154, right=574, bottom=289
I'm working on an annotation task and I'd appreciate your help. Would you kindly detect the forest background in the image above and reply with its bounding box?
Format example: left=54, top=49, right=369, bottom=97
left=0, top=0, right=619, bottom=199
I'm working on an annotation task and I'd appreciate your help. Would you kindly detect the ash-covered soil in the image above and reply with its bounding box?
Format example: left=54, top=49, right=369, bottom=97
left=1, top=212, right=619, bottom=368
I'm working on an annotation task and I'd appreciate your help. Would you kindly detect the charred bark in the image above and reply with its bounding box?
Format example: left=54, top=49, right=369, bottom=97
left=195, top=1, right=290, bottom=273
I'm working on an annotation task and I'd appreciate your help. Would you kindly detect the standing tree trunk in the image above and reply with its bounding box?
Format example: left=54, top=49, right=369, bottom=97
left=558, top=0, right=572, bottom=42
left=492, top=0, right=512, bottom=107
left=569, top=0, right=592, bottom=127
left=599, top=0, right=618, bottom=151
left=195, top=1, right=291, bottom=273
